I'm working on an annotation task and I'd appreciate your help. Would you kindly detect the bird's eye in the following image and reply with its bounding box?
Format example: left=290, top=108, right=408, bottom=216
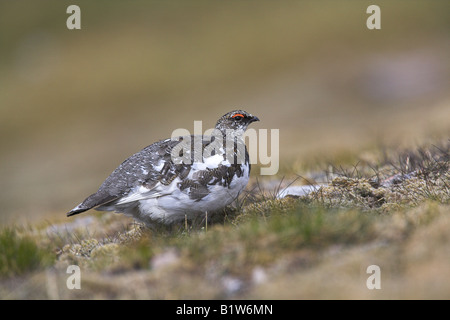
left=232, top=113, right=244, bottom=120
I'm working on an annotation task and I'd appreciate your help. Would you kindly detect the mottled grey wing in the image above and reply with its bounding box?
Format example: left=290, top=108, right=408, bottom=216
left=66, top=137, right=182, bottom=216
left=66, top=135, right=249, bottom=216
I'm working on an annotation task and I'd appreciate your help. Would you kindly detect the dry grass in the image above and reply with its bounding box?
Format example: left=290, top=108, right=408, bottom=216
left=1, top=141, right=449, bottom=299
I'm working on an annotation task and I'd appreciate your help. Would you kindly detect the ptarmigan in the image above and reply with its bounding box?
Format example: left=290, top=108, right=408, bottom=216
left=67, top=110, right=259, bottom=225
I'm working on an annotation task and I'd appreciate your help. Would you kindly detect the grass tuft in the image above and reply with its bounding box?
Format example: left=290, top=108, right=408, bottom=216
left=0, top=227, right=53, bottom=277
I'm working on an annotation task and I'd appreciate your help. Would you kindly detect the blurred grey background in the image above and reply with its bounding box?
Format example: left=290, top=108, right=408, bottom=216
left=0, top=1, right=449, bottom=224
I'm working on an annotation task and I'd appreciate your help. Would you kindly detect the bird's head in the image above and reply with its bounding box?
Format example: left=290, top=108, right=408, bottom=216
left=215, top=110, right=260, bottom=134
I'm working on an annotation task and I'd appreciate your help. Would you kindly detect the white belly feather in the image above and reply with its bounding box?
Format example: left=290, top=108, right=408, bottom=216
left=119, top=162, right=250, bottom=223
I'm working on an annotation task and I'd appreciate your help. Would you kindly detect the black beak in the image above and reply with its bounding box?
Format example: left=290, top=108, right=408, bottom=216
left=249, top=116, right=260, bottom=123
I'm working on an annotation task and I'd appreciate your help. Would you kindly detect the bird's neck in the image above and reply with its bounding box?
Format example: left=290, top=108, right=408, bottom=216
left=213, top=127, right=245, bottom=141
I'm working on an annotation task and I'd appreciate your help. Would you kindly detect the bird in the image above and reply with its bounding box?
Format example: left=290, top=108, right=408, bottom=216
left=67, top=110, right=259, bottom=226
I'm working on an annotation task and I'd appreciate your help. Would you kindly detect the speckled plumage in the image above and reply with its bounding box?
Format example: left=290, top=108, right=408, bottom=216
left=67, top=110, right=259, bottom=225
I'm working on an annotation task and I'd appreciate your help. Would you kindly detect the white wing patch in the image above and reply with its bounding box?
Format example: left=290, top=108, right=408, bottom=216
left=115, top=177, right=183, bottom=206
left=152, top=161, right=165, bottom=172
left=192, top=154, right=231, bottom=171
left=116, top=186, right=154, bottom=205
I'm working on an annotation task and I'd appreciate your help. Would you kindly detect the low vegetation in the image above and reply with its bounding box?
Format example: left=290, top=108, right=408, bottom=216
left=0, top=140, right=448, bottom=299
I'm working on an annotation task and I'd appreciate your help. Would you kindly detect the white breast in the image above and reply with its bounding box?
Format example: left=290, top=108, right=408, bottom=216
left=137, top=163, right=250, bottom=223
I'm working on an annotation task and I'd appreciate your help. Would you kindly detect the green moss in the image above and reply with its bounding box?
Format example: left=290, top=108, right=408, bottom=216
left=0, top=227, right=53, bottom=277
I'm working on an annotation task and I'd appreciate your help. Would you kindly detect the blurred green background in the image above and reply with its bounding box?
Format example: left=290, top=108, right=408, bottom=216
left=0, top=1, right=449, bottom=224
